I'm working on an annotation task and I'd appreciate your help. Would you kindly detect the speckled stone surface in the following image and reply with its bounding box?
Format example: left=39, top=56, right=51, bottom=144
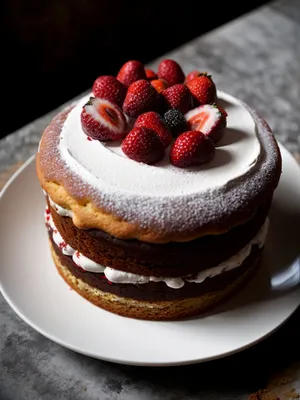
left=1, top=1, right=300, bottom=399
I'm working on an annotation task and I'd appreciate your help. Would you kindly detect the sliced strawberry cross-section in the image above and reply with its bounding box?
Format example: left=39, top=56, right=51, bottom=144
left=81, top=97, right=128, bottom=141
left=185, top=104, right=227, bottom=144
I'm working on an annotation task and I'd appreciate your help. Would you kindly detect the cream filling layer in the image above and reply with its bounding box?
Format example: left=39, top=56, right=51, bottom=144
left=48, top=196, right=73, bottom=217
left=45, top=206, right=269, bottom=289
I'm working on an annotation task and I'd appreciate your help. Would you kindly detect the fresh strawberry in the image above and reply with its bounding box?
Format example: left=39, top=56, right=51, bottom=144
left=116, top=60, right=146, bottom=87
left=184, top=70, right=201, bottom=83
left=185, top=104, right=227, bottom=143
left=122, top=79, right=160, bottom=118
left=134, top=111, right=172, bottom=148
left=81, top=97, right=128, bottom=141
left=161, top=84, right=192, bottom=114
left=145, top=68, right=157, bottom=80
left=170, top=131, right=215, bottom=168
left=150, top=79, right=169, bottom=93
left=186, top=73, right=217, bottom=105
left=121, top=127, right=165, bottom=164
left=157, top=59, right=185, bottom=86
left=163, top=109, right=188, bottom=138
left=92, top=75, right=127, bottom=107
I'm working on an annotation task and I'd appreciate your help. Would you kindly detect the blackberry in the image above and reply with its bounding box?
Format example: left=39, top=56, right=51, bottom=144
left=163, top=109, right=188, bottom=138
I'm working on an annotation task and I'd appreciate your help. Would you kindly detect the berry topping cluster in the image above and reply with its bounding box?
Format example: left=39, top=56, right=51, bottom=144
left=81, top=59, right=227, bottom=168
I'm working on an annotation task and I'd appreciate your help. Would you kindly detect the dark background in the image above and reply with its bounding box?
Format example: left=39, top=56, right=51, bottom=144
left=1, top=0, right=270, bottom=139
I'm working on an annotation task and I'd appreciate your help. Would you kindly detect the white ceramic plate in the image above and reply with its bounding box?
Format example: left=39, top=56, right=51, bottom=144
left=1, top=144, right=300, bottom=366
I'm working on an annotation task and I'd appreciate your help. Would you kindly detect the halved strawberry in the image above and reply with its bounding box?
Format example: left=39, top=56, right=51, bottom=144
left=116, top=60, right=146, bottom=87
left=161, top=84, right=192, bottom=114
left=81, top=97, right=128, bottom=141
left=134, top=111, right=172, bottom=148
left=157, top=59, right=185, bottom=86
left=122, top=79, right=160, bottom=118
left=150, top=78, right=169, bottom=93
left=145, top=68, right=157, bottom=80
left=92, top=75, right=127, bottom=107
left=121, top=127, right=165, bottom=164
left=186, top=73, right=217, bottom=106
left=185, top=104, right=227, bottom=143
left=170, top=131, right=215, bottom=168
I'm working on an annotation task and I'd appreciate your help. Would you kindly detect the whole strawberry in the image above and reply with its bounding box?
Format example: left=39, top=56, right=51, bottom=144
left=122, top=79, right=160, bottom=118
left=150, top=78, right=169, bottom=93
left=157, top=59, right=185, bottom=86
left=116, top=60, right=146, bottom=87
left=170, top=131, right=215, bottom=168
left=184, top=70, right=201, bottom=83
left=134, top=111, right=172, bottom=148
left=81, top=97, right=128, bottom=141
left=145, top=68, right=157, bottom=80
left=186, top=73, right=217, bottom=105
left=92, top=75, right=127, bottom=107
left=161, top=84, right=192, bottom=114
left=185, top=104, right=227, bottom=143
left=122, top=127, right=165, bottom=164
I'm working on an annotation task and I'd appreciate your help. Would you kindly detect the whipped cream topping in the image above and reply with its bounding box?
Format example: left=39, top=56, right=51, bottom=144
left=45, top=207, right=269, bottom=289
left=60, top=92, right=260, bottom=197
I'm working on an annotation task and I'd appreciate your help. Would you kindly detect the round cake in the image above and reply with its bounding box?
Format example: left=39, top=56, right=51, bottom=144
left=36, top=59, right=281, bottom=320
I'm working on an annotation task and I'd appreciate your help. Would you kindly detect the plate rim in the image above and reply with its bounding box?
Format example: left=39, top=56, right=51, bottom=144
left=1, top=145, right=300, bottom=366
left=2, top=287, right=300, bottom=367
left=0, top=155, right=36, bottom=199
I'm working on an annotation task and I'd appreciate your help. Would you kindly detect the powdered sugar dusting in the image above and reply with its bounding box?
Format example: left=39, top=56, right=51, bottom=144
left=60, top=92, right=261, bottom=197
left=39, top=92, right=281, bottom=236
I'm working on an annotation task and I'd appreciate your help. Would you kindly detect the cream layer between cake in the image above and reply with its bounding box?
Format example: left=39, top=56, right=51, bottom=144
left=46, top=205, right=269, bottom=289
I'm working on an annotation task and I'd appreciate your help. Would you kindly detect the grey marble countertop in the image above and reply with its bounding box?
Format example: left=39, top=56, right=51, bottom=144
left=1, top=0, right=300, bottom=399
